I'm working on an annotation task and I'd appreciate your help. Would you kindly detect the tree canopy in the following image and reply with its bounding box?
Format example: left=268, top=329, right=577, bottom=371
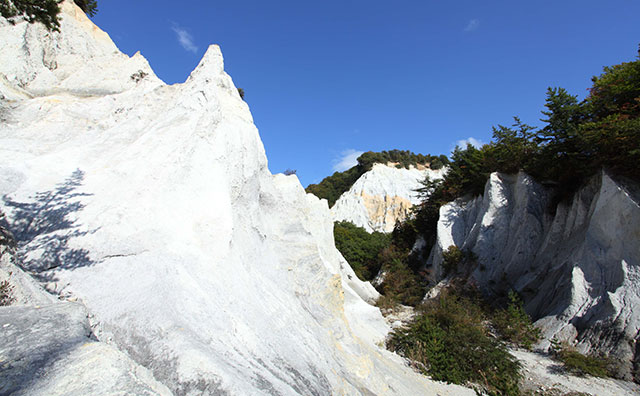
left=409, top=46, right=640, bottom=266
left=0, top=0, right=98, bottom=31
left=1, top=0, right=62, bottom=30
left=73, top=0, right=98, bottom=17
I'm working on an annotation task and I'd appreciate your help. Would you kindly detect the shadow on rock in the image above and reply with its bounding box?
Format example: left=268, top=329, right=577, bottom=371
left=1, top=169, right=97, bottom=277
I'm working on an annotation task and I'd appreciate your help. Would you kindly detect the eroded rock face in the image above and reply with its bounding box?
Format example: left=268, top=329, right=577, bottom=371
left=427, top=171, right=640, bottom=380
left=331, top=164, right=445, bottom=233
left=0, top=304, right=173, bottom=396
left=0, top=2, right=474, bottom=395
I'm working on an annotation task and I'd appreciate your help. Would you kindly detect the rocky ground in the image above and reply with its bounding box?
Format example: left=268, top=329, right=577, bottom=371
left=513, top=349, right=640, bottom=396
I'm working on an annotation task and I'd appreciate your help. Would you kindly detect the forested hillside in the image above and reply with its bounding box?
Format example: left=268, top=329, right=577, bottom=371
left=306, top=150, right=448, bottom=207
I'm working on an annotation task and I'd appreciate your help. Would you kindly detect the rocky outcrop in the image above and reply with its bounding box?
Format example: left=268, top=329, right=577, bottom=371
left=427, top=171, right=640, bottom=380
left=1, top=215, right=173, bottom=395
left=0, top=2, right=475, bottom=395
left=331, top=163, right=445, bottom=233
left=0, top=303, right=173, bottom=396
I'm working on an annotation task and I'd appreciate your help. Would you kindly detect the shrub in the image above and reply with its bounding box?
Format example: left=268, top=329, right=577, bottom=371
left=493, top=291, right=541, bottom=350
left=237, top=88, right=245, bottom=100
left=333, top=221, right=390, bottom=280
left=550, top=339, right=613, bottom=378
left=442, top=245, right=464, bottom=275
left=0, top=280, right=15, bottom=306
left=283, top=169, right=297, bottom=176
left=388, top=289, right=522, bottom=395
left=378, top=253, right=425, bottom=306
left=130, top=70, right=148, bottom=82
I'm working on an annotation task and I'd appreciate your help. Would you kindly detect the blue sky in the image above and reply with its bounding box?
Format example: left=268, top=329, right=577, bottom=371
left=92, top=1, right=640, bottom=186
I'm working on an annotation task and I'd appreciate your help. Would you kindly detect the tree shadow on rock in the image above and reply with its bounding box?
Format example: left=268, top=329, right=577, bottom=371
left=1, top=169, right=98, bottom=277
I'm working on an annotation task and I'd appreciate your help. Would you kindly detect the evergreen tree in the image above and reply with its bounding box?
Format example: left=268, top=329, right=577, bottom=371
left=0, top=0, right=62, bottom=31
left=73, top=0, right=98, bottom=17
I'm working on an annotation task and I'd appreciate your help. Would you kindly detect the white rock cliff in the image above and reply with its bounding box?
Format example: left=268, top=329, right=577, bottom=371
left=0, top=2, right=474, bottom=395
left=331, top=164, right=445, bottom=233
left=427, top=171, right=640, bottom=380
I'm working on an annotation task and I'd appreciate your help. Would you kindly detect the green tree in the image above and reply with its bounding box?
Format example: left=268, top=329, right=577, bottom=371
left=73, top=0, right=98, bottom=16
left=581, top=54, right=640, bottom=180
left=333, top=221, right=391, bottom=280
left=489, top=117, right=538, bottom=174
left=0, top=0, right=62, bottom=31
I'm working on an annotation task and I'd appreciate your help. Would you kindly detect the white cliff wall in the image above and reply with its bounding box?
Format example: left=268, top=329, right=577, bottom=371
left=331, top=163, right=445, bottom=233
left=428, top=171, right=640, bottom=380
left=0, top=2, right=474, bottom=395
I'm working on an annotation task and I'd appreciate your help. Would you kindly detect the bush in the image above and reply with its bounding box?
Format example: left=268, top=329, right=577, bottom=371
left=0, top=280, right=15, bottom=306
left=130, top=70, right=148, bottom=82
left=377, top=252, right=425, bottom=306
left=493, top=291, right=541, bottom=350
left=333, top=221, right=390, bottom=280
left=442, top=245, right=464, bottom=275
left=550, top=339, right=614, bottom=378
left=388, top=289, right=522, bottom=395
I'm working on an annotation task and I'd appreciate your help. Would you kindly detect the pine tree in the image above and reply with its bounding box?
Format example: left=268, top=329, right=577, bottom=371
left=73, top=0, right=98, bottom=17
left=0, top=0, right=63, bottom=31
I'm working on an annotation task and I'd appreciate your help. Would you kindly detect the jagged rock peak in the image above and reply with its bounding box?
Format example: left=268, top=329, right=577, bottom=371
left=188, top=45, right=225, bottom=80
left=0, top=5, right=474, bottom=396
left=0, top=0, right=161, bottom=98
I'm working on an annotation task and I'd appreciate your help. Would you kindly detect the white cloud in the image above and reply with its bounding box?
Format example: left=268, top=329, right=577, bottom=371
left=332, top=149, right=364, bottom=172
left=172, top=24, right=198, bottom=53
left=455, top=137, right=485, bottom=149
left=464, top=19, right=480, bottom=32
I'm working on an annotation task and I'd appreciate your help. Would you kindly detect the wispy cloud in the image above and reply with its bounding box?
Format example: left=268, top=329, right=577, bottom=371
left=464, top=19, right=480, bottom=32
left=455, top=137, right=485, bottom=149
left=171, top=23, right=198, bottom=53
left=332, top=149, right=364, bottom=172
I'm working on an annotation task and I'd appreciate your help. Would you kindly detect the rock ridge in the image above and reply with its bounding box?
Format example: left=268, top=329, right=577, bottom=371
left=427, top=170, right=640, bottom=380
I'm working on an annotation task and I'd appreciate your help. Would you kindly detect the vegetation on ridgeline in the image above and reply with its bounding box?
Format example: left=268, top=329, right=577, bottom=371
left=306, top=150, right=448, bottom=207
left=73, top=0, right=97, bottom=16
left=390, top=47, right=640, bottom=299
left=0, top=0, right=98, bottom=31
left=0, top=0, right=62, bottom=30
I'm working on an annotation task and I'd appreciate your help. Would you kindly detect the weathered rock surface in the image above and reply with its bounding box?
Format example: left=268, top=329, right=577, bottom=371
left=0, top=303, right=173, bottom=396
left=1, top=217, right=174, bottom=396
left=512, top=348, right=640, bottom=396
left=0, top=2, right=474, bottom=395
left=332, top=163, right=445, bottom=233
left=427, top=171, right=640, bottom=380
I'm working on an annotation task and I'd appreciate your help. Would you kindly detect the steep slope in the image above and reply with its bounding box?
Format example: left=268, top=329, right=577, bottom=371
left=331, top=164, right=445, bottom=233
left=0, top=2, right=473, bottom=395
left=0, top=218, right=173, bottom=396
left=427, top=171, right=640, bottom=381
